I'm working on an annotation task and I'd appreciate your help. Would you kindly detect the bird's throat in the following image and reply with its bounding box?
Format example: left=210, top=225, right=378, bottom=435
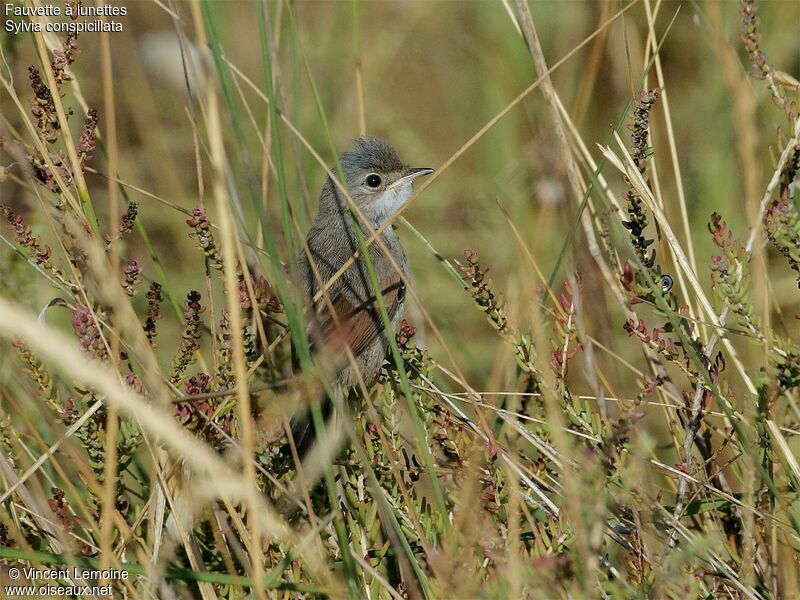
left=370, top=182, right=413, bottom=226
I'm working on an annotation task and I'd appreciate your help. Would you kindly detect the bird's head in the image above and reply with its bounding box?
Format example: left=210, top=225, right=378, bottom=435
left=335, top=137, right=433, bottom=225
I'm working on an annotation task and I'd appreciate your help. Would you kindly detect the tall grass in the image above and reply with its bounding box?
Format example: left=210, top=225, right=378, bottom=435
left=0, top=0, right=799, bottom=598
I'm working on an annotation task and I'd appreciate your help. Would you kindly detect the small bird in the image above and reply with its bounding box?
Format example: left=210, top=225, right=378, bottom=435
left=291, top=137, right=433, bottom=459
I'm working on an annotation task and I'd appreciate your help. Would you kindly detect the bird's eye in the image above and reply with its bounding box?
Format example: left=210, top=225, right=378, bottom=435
left=365, top=174, right=382, bottom=188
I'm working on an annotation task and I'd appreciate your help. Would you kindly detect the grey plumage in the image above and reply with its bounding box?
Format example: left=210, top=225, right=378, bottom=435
left=290, top=137, right=432, bottom=457
left=339, top=137, right=406, bottom=174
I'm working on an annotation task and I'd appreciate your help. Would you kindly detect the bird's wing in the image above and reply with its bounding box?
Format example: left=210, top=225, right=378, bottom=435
left=311, top=270, right=405, bottom=359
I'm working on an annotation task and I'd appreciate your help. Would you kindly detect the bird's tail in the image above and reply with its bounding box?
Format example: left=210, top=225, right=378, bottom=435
left=289, top=390, right=334, bottom=459
left=287, top=384, right=347, bottom=485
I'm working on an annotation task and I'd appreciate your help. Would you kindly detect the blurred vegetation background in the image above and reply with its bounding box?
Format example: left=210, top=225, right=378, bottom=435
left=3, top=0, right=798, bottom=390
left=0, top=3, right=795, bottom=353
left=1, top=0, right=799, bottom=596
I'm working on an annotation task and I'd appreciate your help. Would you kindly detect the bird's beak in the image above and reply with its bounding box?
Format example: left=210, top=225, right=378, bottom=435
left=399, top=167, right=434, bottom=184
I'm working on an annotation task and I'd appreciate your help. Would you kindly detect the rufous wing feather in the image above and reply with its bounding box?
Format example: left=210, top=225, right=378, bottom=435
left=313, top=271, right=404, bottom=359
